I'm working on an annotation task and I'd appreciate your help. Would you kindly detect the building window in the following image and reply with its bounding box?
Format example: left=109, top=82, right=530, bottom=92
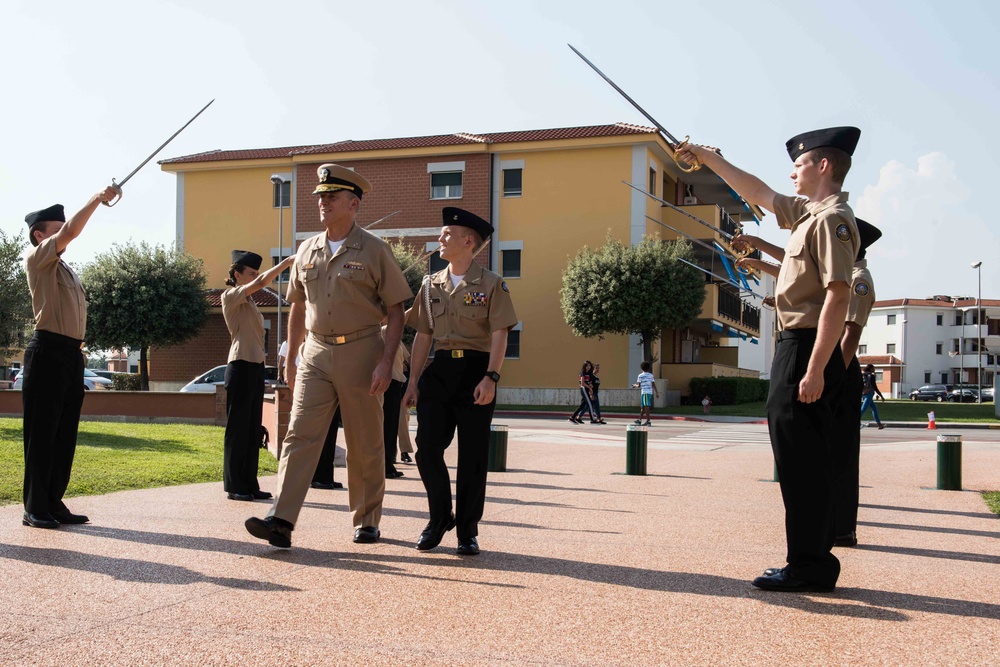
left=955, top=312, right=963, bottom=325
left=887, top=314, right=896, bottom=325
left=272, top=181, right=290, bottom=208
left=936, top=314, right=943, bottom=326
left=429, top=250, right=447, bottom=273
left=505, top=329, right=521, bottom=359
left=936, top=343, right=943, bottom=355
left=430, top=172, right=462, bottom=199
left=924, top=371, right=932, bottom=383
left=502, top=168, right=522, bottom=197
left=502, top=249, right=521, bottom=278
left=941, top=372, right=949, bottom=384
left=953, top=339, right=960, bottom=353
left=648, top=167, right=656, bottom=196
left=875, top=371, right=883, bottom=383
left=886, top=343, right=896, bottom=354
left=271, top=255, right=291, bottom=281
left=857, top=344, right=867, bottom=355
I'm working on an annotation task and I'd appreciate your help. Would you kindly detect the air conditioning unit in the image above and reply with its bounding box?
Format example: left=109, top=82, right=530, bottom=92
left=683, top=196, right=697, bottom=205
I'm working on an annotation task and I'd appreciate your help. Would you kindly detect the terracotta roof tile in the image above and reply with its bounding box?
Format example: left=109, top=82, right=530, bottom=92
left=205, top=287, right=287, bottom=308
left=874, top=297, right=1000, bottom=308
left=857, top=355, right=903, bottom=366
left=161, top=123, right=659, bottom=165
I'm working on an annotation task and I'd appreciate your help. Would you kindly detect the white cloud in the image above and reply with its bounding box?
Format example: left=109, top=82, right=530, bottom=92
left=855, top=153, right=998, bottom=300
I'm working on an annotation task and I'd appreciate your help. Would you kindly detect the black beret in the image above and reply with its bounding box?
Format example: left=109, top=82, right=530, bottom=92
left=25, top=204, right=65, bottom=227
left=313, top=163, right=372, bottom=199
left=855, top=218, right=882, bottom=260
left=786, top=126, right=861, bottom=161
left=442, top=207, right=493, bottom=241
left=231, top=250, right=263, bottom=270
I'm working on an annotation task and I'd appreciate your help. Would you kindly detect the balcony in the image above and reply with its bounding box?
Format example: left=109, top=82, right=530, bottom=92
left=697, top=283, right=760, bottom=336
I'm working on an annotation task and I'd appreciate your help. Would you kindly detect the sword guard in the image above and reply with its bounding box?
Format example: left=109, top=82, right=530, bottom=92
left=672, top=136, right=702, bottom=173
left=103, top=179, right=123, bottom=208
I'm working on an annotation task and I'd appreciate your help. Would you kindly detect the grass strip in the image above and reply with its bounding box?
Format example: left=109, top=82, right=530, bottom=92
left=0, top=418, right=277, bottom=506
left=983, top=492, right=1000, bottom=516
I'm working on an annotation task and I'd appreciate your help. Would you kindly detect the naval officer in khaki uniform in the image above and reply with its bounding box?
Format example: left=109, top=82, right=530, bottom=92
left=403, top=207, right=518, bottom=555
left=680, top=127, right=861, bottom=592
left=21, top=188, right=117, bottom=529
left=245, top=164, right=412, bottom=548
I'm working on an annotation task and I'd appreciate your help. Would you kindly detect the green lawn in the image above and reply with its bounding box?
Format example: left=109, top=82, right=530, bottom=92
left=500, top=399, right=999, bottom=423
left=0, top=418, right=278, bottom=506
left=984, top=492, right=1000, bottom=516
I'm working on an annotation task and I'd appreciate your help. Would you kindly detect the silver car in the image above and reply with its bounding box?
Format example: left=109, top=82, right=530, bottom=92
left=12, top=368, right=113, bottom=391
left=180, top=365, right=280, bottom=392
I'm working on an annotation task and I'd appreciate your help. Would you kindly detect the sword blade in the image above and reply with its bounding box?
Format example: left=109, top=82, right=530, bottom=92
left=117, top=99, right=215, bottom=188
left=568, top=44, right=681, bottom=146
left=624, top=180, right=736, bottom=240
left=677, top=257, right=767, bottom=300
left=645, top=214, right=737, bottom=260
left=364, top=210, right=402, bottom=230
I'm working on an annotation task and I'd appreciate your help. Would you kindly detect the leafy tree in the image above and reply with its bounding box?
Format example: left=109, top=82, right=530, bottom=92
left=561, top=234, right=705, bottom=363
left=0, top=229, right=33, bottom=360
left=388, top=238, right=432, bottom=347
left=81, top=243, right=210, bottom=390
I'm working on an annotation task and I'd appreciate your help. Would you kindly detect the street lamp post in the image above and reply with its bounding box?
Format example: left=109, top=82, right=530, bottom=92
left=972, top=261, right=982, bottom=402
left=271, top=175, right=286, bottom=360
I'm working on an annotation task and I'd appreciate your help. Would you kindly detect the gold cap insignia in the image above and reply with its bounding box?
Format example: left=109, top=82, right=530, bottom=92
left=318, top=168, right=329, bottom=181
left=798, top=143, right=805, bottom=151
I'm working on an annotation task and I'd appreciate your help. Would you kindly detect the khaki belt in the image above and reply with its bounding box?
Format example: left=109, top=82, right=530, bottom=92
left=310, top=326, right=381, bottom=346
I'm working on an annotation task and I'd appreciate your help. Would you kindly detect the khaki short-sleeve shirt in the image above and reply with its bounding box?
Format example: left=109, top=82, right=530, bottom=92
left=846, top=259, right=876, bottom=328
left=222, top=285, right=266, bottom=363
left=406, top=262, right=518, bottom=352
left=285, top=224, right=413, bottom=335
left=771, top=193, right=860, bottom=330
left=25, top=235, right=87, bottom=340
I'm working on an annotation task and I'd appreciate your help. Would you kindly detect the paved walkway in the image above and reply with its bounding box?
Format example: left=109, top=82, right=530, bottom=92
left=1, top=418, right=997, bottom=665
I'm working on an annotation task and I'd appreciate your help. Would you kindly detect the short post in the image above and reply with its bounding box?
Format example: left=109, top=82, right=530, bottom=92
left=936, top=434, right=962, bottom=490
left=488, top=424, right=509, bottom=472
left=626, top=424, right=648, bottom=475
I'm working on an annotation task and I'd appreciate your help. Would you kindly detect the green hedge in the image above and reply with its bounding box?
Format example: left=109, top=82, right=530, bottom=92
left=689, top=376, right=770, bottom=405
left=112, top=373, right=142, bottom=391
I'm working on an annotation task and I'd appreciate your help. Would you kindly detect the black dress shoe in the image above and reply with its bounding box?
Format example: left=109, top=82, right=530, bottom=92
left=416, top=515, right=456, bottom=551
left=762, top=567, right=784, bottom=577
left=22, top=512, right=59, bottom=529
left=354, top=526, right=380, bottom=543
left=386, top=467, right=404, bottom=478
left=227, top=492, right=255, bottom=501
left=834, top=531, right=858, bottom=547
left=244, top=516, right=292, bottom=548
left=456, top=536, right=480, bottom=556
left=400, top=452, right=412, bottom=463
left=251, top=490, right=273, bottom=500
left=310, top=481, right=344, bottom=489
left=751, top=569, right=834, bottom=592
left=50, top=508, right=90, bottom=524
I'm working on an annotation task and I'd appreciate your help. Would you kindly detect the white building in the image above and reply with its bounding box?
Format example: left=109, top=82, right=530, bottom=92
left=859, top=296, right=1000, bottom=397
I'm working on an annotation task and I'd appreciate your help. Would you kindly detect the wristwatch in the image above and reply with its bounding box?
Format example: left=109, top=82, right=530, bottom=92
left=484, top=371, right=501, bottom=383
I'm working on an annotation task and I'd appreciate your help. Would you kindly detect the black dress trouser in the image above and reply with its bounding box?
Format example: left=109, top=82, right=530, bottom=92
left=312, top=408, right=342, bottom=485
left=833, top=355, right=863, bottom=537
left=415, top=350, right=495, bottom=540
left=766, top=329, right=846, bottom=587
left=382, top=379, right=403, bottom=467
left=22, top=330, right=85, bottom=515
left=223, top=360, right=264, bottom=494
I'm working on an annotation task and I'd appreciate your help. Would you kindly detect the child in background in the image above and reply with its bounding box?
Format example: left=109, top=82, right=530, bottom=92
left=632, top=361, right=658, bottom=426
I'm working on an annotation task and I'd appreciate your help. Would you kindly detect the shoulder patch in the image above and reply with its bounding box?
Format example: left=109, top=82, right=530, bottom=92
left=501, top=281, right=509, bottom=293
left=836, top=223, right=852, bottom=243
left=854, top=282, right=870, bottom=297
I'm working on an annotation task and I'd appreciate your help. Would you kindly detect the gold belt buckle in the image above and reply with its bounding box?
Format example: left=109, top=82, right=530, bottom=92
left=451, top=350, right=464, bottom=358
left=333, top=335, right=347, bottom=345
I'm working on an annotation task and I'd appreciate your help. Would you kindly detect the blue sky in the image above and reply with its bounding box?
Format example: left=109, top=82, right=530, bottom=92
left=2, top=0, right=997, bottom=300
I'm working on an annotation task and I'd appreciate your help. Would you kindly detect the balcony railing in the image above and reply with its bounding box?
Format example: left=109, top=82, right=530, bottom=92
left=718, top=285, right=742, bottom=322
left=743, top=303, right=761, bottom=331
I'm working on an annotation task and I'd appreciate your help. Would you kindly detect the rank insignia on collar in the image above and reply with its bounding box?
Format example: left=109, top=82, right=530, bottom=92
left=836, top=224, right=852, bottom=242
left=343, top=261, right=365, bottom=270
left=854, top=282, right=870, bottom=296
left=464, top=292, right=487, bottom=306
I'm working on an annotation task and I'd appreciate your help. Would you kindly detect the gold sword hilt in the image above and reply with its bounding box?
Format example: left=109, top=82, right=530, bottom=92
left=672, top=136, right=701, bottom=174
left=102, top=179, right=124, bottom=208
left=731, top=228, right=761, bottom=279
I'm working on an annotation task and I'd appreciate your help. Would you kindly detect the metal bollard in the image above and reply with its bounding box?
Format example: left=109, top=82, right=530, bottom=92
left=626, top=424, right=648, bottom=475
left=487, top=424, right=509, bottom=472
left=936, top=434, right=962, bottom=490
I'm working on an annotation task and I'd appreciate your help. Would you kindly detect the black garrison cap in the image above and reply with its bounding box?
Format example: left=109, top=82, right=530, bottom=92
left=442, top=207, right=493, bottom=241
left=231, top=250, right=263, bottom=270
left=25, top=204, right=65, bottom=227
left=855, top=218, right=882, bottom=260
left=786, top=126, right=861, bottom=161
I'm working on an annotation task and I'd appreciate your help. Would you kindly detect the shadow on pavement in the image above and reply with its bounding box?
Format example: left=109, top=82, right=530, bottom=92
left=858, top=520, right=1000, bottom=540
left=860, top=503, right=998, bottom=520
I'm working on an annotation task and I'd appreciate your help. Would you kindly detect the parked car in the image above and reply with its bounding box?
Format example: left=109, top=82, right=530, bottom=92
left=908, top=384, right=953, bottom=402
left=12, top=368, right=113, bottom=391
left=180, top=365, right=280, bottom=393
left=91, top=370, right=123, bottom=381
left=981, top=387, right=994, bottom=402
left=947, top=388, right=979, bottom=403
